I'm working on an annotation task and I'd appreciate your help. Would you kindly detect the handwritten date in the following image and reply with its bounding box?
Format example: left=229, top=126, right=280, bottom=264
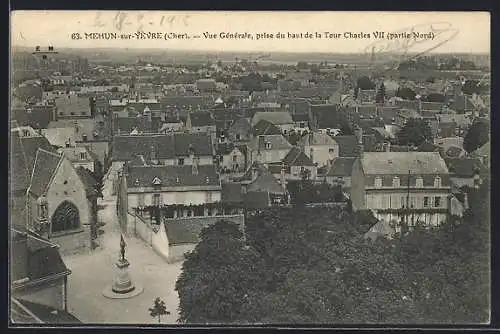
left=92, top=11, right=190, bottom=31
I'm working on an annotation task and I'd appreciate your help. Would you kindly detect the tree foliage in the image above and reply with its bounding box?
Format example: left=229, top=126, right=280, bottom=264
left=396, top=87, right=417, bottom=100
left=396, top=118, right=433, bottom=147
left=375, top=83, right=386, bottom=103
left=149, top=297, right=170, bottom=323
left=354, top=76, right=376, bottom=98
left=176, top=181, right=490, bottom=324
left=463, top=119, right=490, bottom=153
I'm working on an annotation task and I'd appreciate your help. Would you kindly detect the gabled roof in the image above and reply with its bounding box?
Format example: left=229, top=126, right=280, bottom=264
left=28, top=149, right=62, bottom=197
left=189, top=112, right=215, bottom=127
left=248, top=134, right=293, bottom=151
left=298, top=131, right=337, bottom=146
left=251, top=119, right=282, bottom=136
left=10, top=132, right=31, bottom=194
left=360, top=152, right=449, bottom=175
left=126, top=165, right=220, bottom=188
left=247, top=165, right=284, bottom=194
left=283, top=147, right=314, bottom=166
left=228, top=117, right=251, bottom=134
left=327, top=157, right=357, bottom=177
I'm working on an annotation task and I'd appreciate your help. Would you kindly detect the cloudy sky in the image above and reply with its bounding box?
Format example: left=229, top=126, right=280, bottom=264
left=11, top=11, right=490, bottom=54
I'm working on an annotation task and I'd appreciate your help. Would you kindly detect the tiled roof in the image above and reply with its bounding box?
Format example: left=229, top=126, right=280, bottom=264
left=251, top=119, right=282, bottom=136
left=291, top=113, right=309, bottom=123
left=216, top=142, right=239, bottom=156
left=112, top=133, right=213, bottom=161
left=251, top=111, right=293, bottom=126
left=327, top=157, right=356, bottom=177
left=299, top=131, right=336, bottom=146
left=189, top=112, right=215, bottom=127
left=19, top=136, right=58, bottom=172
left=114, top=116, right=162, bottom=134
left=47, top=119, right=107, bottom=141
left=361, top=152, right=449, bottom=175
left=445, top=158, right=488, bottom=177
left=247, top=165, right=284, bottom=194
left=126, top=165, right=220, bottom=188
left=283, top=147, right=314, bottom=166
left=228, top=117, right=251, bottom=134
left=29, top=149, right=62, bottom=198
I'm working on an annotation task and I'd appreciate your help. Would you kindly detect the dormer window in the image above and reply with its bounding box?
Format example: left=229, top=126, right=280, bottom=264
left=134, top=178, right=140, bottom=186
left=434, top=176, right=442, bottom=188
left=176, top=177, right=180, bottom=183
left=416, top=177, right=424, bottom=188
left=206, top=177, right=210, bottom=184
left=392, top=177, right=400, bottom=188
left=152, top=177, right=162, bottom=186
left=80, top=152, right=86, bottom=160
left=265, top=142, right=271, bottom=149
left=374, top=177, right=382, bottom=188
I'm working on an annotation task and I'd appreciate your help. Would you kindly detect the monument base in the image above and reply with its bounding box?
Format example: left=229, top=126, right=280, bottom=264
left=102, top=259, right=144, bottom=299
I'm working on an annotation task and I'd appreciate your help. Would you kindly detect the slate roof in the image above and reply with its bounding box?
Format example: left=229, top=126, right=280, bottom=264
left=217, top=142, right=244, bottom=156
left=12, top=106, right=55, bottom=129
left=445, top=158, right=488, bottom=177
left=310, top=104, right=344, bottom=128
left=251, top=119, right=282, bottom=136
left=283, top=147, right=314, bottom=166
left=248, top=134, right=293, bottom=151
left=10, top=132, right=31, bottom=194
left=247, top=165, right=284, bottom=194
left=19, top=136, right=58, bottom=172
left=291, top=113, right=310, bottom=123
left=11, top=228, right=70, bottom=283
left=332, top=136, right=358, bottom=157
left=126, top=165, right=220, bottom=188
left=12, top=299, right=82, bottom=324
left=471, top=141, right=490, bottom=157
left=251, top=111, right=294, bottom=126
left=112, top=133, right=213, bottom=161
left=228, top=117, right=251, bottom=135
left=54, top=96, right=91, bottom=118
left=361, top=152, right=449, bottom=175
left=221, top=183, right=244, bottom=203
left=189, top=112, right=215, bottom=127
left=47, top=118, right=107, bottom=141
left=29, top=149, right=62, bottom=197
left=327, top=157, right=357, bottom=177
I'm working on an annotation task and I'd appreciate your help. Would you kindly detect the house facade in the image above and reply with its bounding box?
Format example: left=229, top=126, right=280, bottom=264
left=58, top=147, right=96, bottom=172
left=298, top=131, right=339, bottom=168
left=350, top=152, right=452, bottom=229
left=248, top=134, right=293, bottom=165
left=26, top=149, right=96, bottom=254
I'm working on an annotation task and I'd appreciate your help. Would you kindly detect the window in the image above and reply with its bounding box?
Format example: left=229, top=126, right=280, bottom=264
left=265, top=142, right=271, bottom=149
left=392, top=177, right=400, bottom=188
left=374, top=177, right=382, bottom=188
left=194, top=206, right=204, bottom=216
left=233, top=155, right=238, bottom=162
left=434, top=196, right=441, bottom=207
left=236, top=134, right=241, bottom=140
left=416, top=177, right=424, bottom=188
left=423, top=196, right=429, bottom=207
left=329, top=148, right=335, bottom=153
left=178, top=158, right=185, bottom=165
left=401, top=196, right=407, bottom=208
left=138, top=193, right=145, bottom=206
left=434, top=176, right=442, bottom=188
left=80, top=152, right=86, bottom=160
left=23, top=130, right=30, bottom=137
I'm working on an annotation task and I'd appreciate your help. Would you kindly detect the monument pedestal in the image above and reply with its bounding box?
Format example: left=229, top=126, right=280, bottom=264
left=103, top=259, right=144, bottom=299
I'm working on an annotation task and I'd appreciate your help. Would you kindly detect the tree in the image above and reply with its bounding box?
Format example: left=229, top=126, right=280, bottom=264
left=423, top=93, right=445, bottom=103
left=149, top=297, right=170, bottom=324
left=354, top=76, right=376, bottom=99
left=396, top=87, right=417, bottom=100
left=463, top=120, right=490, bottom=153
left=396, top=118, right=433, bottom=147
left=92, top=160, right=105, bottom=199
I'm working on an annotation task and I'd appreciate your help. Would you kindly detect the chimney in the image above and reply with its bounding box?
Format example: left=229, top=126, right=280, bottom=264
left=192, top=156, right=199, bottom=175
left=309, top=147, right=314, bottom=163
left=354, top=125, right=364, bottom=158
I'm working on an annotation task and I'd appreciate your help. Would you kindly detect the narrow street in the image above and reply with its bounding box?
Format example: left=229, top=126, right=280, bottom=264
left=62, top=173, right=182, bottom=324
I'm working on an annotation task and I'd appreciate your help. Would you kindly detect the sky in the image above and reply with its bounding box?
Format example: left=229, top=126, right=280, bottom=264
left=11, top=11, right=490, bottom=54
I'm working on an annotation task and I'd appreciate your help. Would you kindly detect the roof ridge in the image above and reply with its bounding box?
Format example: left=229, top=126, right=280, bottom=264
left=37, top=148, right=62, bottom=159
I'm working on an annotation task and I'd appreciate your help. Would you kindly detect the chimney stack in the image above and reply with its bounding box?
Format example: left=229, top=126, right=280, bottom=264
left=280, top=164, right=287, bottom=194
left=463, top=192, right=469, bottom=210
left=354, top=125, right=364, bottom=158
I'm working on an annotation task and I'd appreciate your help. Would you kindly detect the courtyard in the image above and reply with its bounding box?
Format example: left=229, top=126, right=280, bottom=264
left=62, top=174, right=182, bottom=324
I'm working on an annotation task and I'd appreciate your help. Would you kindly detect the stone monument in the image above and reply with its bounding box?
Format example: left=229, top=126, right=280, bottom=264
left=103, top=234, right=144, bottom=299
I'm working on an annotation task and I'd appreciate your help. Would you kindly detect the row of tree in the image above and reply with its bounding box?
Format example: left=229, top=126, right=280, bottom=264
left=175, top=178, right=490, bottom=324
